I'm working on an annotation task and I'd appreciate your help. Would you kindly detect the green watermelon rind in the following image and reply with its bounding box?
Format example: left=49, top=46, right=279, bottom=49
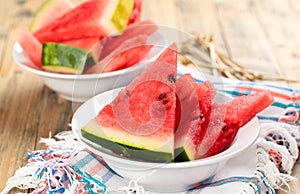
left=81, top=118, right=173, bottom=163
left=81, top=129, right=173, bottom=163
left=42, top=43, right=88, bottom=74
left=174, top=147, right=192, bottom=162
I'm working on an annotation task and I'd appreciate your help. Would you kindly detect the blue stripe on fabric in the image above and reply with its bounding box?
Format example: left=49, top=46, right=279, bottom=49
left=102, top=170, right=115, bottom=184
left=257, top=115, right=279, bottom=122
left=217, top=89, right=246, bottom=97
left=261, top=83, right=297, bottom=92
left=272, top=102, right=300, bottom=109
left=73, top=154, right=95, bottom=169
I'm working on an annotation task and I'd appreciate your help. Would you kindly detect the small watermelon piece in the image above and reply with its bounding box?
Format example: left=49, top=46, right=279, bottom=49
left=101, top=44, right=153, bottom=72
left=81, top=43, right=178, bottom=162
left=98, top=20, right=157, bottom=60
left=88, top=20, right=157, bottom=65
left=197, top=90, right=274, bottom=159
left=85, top=20, right=158, bottom=73
left=18, top=29, right=43, bottom=69
left=33, top=0, right=135, bottom=43
left=174, top=74, right=215, bottom=161
left=84, top=35, right=153, bottom=73
left=29, top=0, right=74, bottom=32
left=42, top=43, right=88, bottom=74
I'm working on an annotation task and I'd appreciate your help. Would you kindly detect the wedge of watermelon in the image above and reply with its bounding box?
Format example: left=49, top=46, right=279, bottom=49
left=18, top=29, right=43, bottom=69
left=174, top=74, right=215, bottom=161
left=81, top=43, right=178, bottom=162
left=84, top=35, right=153, bottom=73
left=29, top=0, right=74, bottom=32
left=197, top=90, right=274, bottom=159
left=33, top=0, right=135, bottom=43
left=89, top=20, right=157, bottom=63
left=84, top=20, right=157, bottom=74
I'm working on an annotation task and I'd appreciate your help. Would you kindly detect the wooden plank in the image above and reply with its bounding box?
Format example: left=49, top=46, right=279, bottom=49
left=174, top=0, right=228, bottom=76
left=252, top=0, right=300, bottom=89
left=215, top=0, right=281, bottom=77
left=0, top=0, right=40, bottom=77
left=0, top=0, right=15, bottom=75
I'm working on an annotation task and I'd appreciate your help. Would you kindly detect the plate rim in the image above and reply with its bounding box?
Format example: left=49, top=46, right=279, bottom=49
left=71, top=87, right=260, bottom=168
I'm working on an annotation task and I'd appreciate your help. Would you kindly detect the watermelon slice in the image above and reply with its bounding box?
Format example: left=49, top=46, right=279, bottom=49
left=174, top=74, right=215, bottom=161
left=197, top=90, right=274, bottom=159
left=18, top=29, right=43, bottom=69
left=84, top=35, right=153, bottom=73
left=85, top=20, right=158, bottom=73
left=33, top=0, right=135, bottom=43
left=42, top=43, right=88, bottom=74
left=29, top=0, right=74, bottom=32
left=99, top=44, right=153, bottom=72
left=81, top=43, right=178, bottom=162
left=88, top=20, right=157, bottom=63
left=99, top=20, right=157, bottom=60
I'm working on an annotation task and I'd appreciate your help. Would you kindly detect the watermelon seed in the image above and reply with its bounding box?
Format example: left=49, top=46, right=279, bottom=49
left=168, top=75, right=176, bottom=83
left=199, top=114, right=204, bottom=119
left=158, top=93, right=170, bottom=105
left=162, top=99, right=170, bottom=105
left=158, top=93, right=167, bottom=101
left=125, top=89, right=131, bottom=97
left=222, top=125, right=227, bottom=131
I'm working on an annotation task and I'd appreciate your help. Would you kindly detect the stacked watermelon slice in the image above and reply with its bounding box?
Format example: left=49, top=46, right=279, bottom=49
left=81, top=43, right=274, bottom=163
left=18, top=0, right=155, bottom=74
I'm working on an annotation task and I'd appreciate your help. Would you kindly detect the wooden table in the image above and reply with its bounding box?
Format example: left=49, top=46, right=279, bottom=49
left=1, top=0, right=300, bottom=193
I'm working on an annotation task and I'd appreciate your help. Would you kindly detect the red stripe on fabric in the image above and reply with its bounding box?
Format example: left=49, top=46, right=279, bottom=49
left=88, top=162, right=104, bottom=176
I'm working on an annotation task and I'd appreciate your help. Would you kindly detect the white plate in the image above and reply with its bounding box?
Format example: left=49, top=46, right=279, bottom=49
left=71, top=87, right=260, bottom=192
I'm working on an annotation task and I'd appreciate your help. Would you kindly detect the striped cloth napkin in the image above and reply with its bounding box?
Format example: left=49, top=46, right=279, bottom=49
left=68, top=66, right=300, bottom=194
left=1, top=66, right=300, bottom=194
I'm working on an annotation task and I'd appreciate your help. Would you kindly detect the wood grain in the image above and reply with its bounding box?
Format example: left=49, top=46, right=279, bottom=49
left=0, top=0, right=300, bottom=193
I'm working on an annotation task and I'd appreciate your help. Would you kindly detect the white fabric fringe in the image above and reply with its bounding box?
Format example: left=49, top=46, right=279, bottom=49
left=244, top=122, right=299, bottom=194
left=0, top=165, right=37, bottom=194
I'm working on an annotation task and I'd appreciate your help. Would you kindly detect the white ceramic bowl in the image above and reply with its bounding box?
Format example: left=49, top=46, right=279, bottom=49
left=12, top=32, right=166, bottom=102
left=71, top=88, right=260, bottom=192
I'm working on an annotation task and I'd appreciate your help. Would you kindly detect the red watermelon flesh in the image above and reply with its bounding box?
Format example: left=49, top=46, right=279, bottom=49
left=127, top=0, right=142, bottom=25
left=174, top=74, right=215, bottom=161
left=96, top=20, right=158, bottom=61
left=33, top=0, right=124, bottom=43
left=82, top=43, right=178, bottom=162
left=102, top=44, right=153, bottom=72
left=18, top=29, right=43, bottom=69
left=61, top=37, right=100, bottom=50
left=197, top=90, right=274, bottom=159
left=84, top=35, right=153, bottom=73
left=29, top=0, right=75, bottom=33
left=99, top=43, right=178, bottom=132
